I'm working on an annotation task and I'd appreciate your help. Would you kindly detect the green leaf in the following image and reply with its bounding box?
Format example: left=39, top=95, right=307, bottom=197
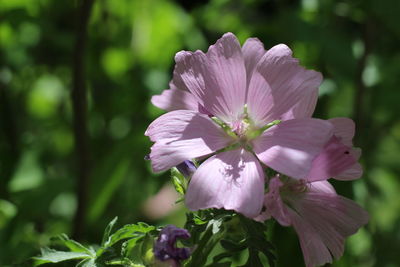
left=141, top=233, right=156, bottom=265
left=186, top=216, right=227, bottom=267
left=239, top=250, right=263, bottom=267
left=193, top=216, right=207, bottom=225
left=220, top=239, right=246, bottom=252
left=77, top=258, right=97, bottom=267
left=121, top=236, right=145, bottom=257
left=239, top=216, right=276, bottom=267
left=171, top=167, right=186, bottom=195
left=172, top=175, right=185, bottom=195
left=106, top=223, right=155, bottom=247
left=106, top=258, right=144, bottom=266
left=33, top=247, right=91, bottom=265
left=53, top=234, right=94, bottom=255
left=97, top=222, right=155, bottom=257
left=213, top=251, right=236, bottom=263
left=102, top=216, right=119, bottom=246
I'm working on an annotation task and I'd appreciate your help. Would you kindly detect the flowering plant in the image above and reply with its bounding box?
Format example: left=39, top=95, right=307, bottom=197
left=33, top=33, right=368, bottom=267
left=145, top=32, right=368, bottom=267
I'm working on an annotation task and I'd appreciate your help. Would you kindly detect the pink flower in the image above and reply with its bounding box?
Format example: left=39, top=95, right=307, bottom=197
left=145, top=33, right=335, bottom=217
left=258, top=176, right=369, bottom=267
left=307, top=117, right=363, bottom=181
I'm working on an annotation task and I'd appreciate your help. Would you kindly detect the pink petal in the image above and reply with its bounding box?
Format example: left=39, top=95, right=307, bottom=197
left=175, top=33, right=247, bottom=123
left=169, top=63, right=190, bottom=91
left=334, top=147, right=362, bottom=180
left=288, top=209, right=333, bottom=267
left=242, top=38, right=265, bottom=87
left=263, top=176, right=291, bottom=226
left=252, top=118, right=333, bottom=178
left=245, top=71, right=274, bottom=127
left=247, top=44, right=322, bottom=126
left=185, top=148, right=265, bottom=218
left=145, top=110, right=233, bottom=172
left=329, top=118, right=355, bottom=147
left=280, top=87, right=318, bottom=120
left=151, top=89, right=199, bottom=111
left=307, top=180, right=336, bottom=194
left=288, top=191, right=369, bottom=267
left=335, top=162, right=363, bottom=180
left=307, top=136, right=357, bottom=182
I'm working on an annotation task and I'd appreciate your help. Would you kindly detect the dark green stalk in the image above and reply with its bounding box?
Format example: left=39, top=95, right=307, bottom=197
left=185, top=225, right=223, bottom=267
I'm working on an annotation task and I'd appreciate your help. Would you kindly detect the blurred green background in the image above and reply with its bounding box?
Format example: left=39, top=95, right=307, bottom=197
left=1, top=0, right=399, bottom=266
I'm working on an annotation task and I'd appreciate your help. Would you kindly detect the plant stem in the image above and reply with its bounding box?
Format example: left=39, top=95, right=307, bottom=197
left=186, top=225, right=222, bottom=267
left=72, top=0, right=95, bottom=240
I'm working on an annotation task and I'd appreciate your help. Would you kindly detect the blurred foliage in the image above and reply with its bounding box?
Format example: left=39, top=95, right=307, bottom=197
left=0, top=0, right=399, bottom=266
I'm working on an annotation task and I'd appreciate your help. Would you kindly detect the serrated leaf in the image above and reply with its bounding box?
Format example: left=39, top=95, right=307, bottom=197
left=53, top=234, right=94, bottom=255
left=213, top=251, right=235, bottom=263
left=97, top=223, right=155, bottom=257
left=171, top=167, right=187, bottom=195
left=193, top=216, right=207, bottom=225
left=77, top=258, right=97, bottom=267
left=106, top=257, right=144, bottom=266
left=106, top=223, right=155, bottom=247
left=172, top=175, right=185, bottom=195
left=251, top=238, right=276, bottom=263
left=102, top=216, right=119, bottom=246
left=239, top=216, right=276, bottom=267
left=186, top=217, right=227, bottom=267
left=240, top=250, right=263, bottom=267
left=33, top=247, right=91, bottom=265
left=121, top=236, right=145, bottom=257
left=140, top=234, right=155, bottom=265
left=220, top=239, right=246, bottom=252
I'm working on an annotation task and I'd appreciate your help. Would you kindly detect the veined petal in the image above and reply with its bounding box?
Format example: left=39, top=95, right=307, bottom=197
left=307, top=180, right=336, bottom=194
left=288, top=191, right=369, bottom=267
left=247, top=44, right=322, bottom=126
left=169, top=63, right=190, bottom=91
left=263, top=179, right=368, bottom=267
left=185, top=148, right=264, bottom=218
left=288, top=209, right=333, bottom=267
left=307, top=136, right=357, bottom=182
left=335, top=162, right=363, bottom=180
left=151, top=89, right=199, bottom=112
left=280, top=87, right=319, bottom=120
left=252, top=118, right=333, bottom=178
left=329, top=118, right=355, bottom=147
left=263, top=176, right=291, bottom=226
left=246, top=71, right=273, bottom=127
left=335, top=138, right=362, bottom=180
left=242, top=38, right=266, bottom=87
left=175, top=33, right=247, bottom=123
left=145, top=110, right=233, bottom=172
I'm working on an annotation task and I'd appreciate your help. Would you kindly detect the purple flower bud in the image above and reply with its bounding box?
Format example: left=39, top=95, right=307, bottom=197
left=176, top=160, right=196, bottom=178
left=144, top=154, right=151, bottom=160
left=154, top=225, right=191, bottom=264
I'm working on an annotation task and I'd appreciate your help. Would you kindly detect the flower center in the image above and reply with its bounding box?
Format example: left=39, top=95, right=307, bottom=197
left=211, top=107, right=281, bottom=152
left=231, top=118, right=251, bottom=139
left=280, top=177, right=308, bottom=196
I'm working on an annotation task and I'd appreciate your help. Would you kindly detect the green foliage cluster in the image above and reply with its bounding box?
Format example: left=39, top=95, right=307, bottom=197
left=0, top=0, right=400, bottom=266
left=32, top=210, right=276, bottom=267
left=33, top=217, right=156, bottom=267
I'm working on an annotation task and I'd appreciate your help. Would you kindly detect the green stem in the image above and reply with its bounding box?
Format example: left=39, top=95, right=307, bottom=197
left=185, top=226, right=223, bottom=267
left=248, top=120, right=281, bottom=140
